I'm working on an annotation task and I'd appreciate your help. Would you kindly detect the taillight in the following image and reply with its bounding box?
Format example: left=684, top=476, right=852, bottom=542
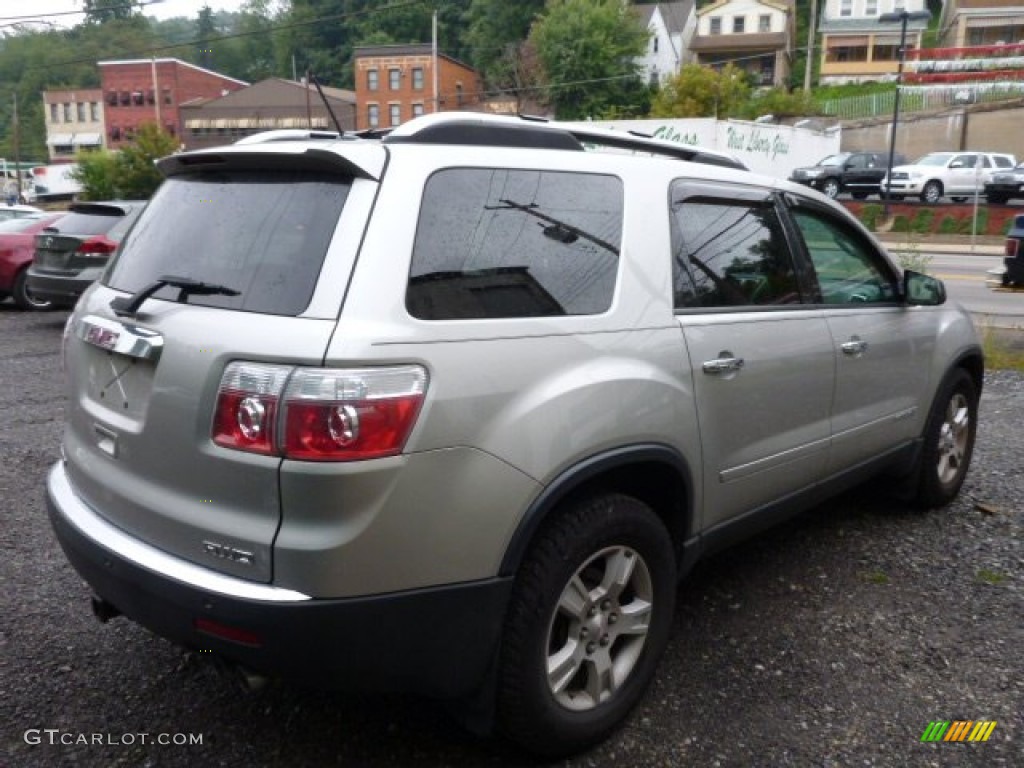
left=211, top=363, right=428, bottom=461
left=212, top=362, right=291, bottom=455
left=1007, top=239, right=1019, bottom=258
left=76, top=238, right=117, bottom=257
left=283, top=366, right=427, bottom=461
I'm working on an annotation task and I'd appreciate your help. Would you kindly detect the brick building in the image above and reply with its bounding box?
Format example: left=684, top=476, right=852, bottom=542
left=98, top=58, right=247, bottom=149
left=42, top=89, right=104, bottom=162
left=353, top=44, right=482, bottom=130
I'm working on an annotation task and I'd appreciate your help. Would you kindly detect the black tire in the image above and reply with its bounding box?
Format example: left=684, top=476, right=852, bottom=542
left=822, top=178, right=840, bottom=199
left=921, top=181, right=943, bottom=204
left=12, top=269, right=52, bottom=311
left=987, top=194, right=1008, bottom=205
left=951, top=196, right=968, bottom=203
left=497, top=493, right=676, bottom=757
left=908, top=369, right=978, bottom=509
left=852, top=191, right=869, bottom=200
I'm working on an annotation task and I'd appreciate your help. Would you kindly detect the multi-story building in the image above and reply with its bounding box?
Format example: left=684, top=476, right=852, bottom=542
left=818, top=0, right=931, bottom=84
left=98, top=58, right=247, bottom=149
left=42, top=89, right=104, bottom=162
left=938, top=0, right=1024, bottom=47
left=690, top=0, right=795, bottom=87
left=179, top=78, right=356, bottom=150
left=634, top=1, right=697, bottom=85
left=352, top=44, right=482, bottom=130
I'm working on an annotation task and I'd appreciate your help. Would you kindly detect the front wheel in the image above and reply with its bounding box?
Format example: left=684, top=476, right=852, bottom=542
left=987, top=194, right=1009, bottom=205
left=497, top=494, right=676, bottom=757
left=921, top=181, right=943, bottom=204
left=909, top=369, right=978, bottom=509
left=822, top=178, right=840, bottom=199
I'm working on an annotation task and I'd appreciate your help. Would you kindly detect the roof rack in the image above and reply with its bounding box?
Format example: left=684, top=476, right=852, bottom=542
left=383, top=113, right=747, bottom=170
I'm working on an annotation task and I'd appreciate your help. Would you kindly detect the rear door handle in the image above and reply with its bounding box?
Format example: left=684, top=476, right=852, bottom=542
left=702, top=354, right=745, bottom=375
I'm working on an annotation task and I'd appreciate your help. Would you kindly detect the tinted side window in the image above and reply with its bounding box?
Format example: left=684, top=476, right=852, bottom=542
left=791, top=208, right=897, bottom=304
left=670, top=192, right=800, bottom=309
left=408, top=169, right=621, bottom=320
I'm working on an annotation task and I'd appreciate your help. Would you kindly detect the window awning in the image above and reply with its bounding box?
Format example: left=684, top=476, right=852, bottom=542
left=967, top=17, right=1024, bottom=29
left=73, top=133, right=102, bottom=145
left=46, top=133, right=74, bottom=145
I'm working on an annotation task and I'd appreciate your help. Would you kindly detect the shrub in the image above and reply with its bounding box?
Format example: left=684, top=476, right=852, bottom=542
left=859, top=203, right=882, bottom=231
left=910, top=209, right=934, bottom=234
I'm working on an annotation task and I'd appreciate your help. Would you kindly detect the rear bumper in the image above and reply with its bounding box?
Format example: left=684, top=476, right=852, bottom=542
left=47, top=462, right=512, bottom=698
left=25, top=268, right=96, bottom=305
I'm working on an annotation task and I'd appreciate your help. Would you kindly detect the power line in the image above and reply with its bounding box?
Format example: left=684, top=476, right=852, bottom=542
left=0, top=1, right=164, bottom=23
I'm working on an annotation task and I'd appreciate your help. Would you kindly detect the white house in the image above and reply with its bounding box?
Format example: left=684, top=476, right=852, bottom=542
left=634, top=1, right=697, bottom=85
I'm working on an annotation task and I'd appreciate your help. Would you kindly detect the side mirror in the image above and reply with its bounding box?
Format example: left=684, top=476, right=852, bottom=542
left=905, top=270, right=946, bottom=306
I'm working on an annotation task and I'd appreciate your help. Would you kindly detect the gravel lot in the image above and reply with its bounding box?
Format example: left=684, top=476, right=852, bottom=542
left=1, top=303, right=1020, bottom=768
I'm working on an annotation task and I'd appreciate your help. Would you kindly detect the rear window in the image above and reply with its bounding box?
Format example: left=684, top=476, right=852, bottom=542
left=105, top=170, right=350, bottom=317
left=46, top=209, right=131, bottom=237
left=407, top=168, right=622, bottom=320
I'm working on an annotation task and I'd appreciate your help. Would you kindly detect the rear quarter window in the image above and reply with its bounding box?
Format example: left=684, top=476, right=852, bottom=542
left=407, top=168, right=622, bottom=320
left=104, top=170, right=350, bottom=317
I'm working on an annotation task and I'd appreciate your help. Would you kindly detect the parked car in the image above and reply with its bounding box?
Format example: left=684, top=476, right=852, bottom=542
left=48, top=113, right=982, bottom=757
left=788, top=150, right=905, bottom=199
left=0, top=203, right=43, bottom=221
left=26, top=201, right=145, bottom=308
left=984, top=161, right=1024, bottom=204
left=1003, top=213, right=1024, bottom=287
left=0, top=212, right=66, bottom=309
left=882, top=151, right=1017, bottom=203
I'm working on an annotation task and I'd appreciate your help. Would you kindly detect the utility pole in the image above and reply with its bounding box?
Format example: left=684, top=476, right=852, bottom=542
left=804, top=0, right=817, bottom=94
left=13, top=93, right=21, bottom=201
left=432, top=10, right=439, bottom=113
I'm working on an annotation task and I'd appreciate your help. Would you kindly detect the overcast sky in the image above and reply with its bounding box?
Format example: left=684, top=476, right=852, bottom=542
left=4, top=1, right=251, bottom=29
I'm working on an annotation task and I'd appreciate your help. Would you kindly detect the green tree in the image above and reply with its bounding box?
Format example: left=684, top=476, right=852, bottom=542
left=70, top=149, right=119, bottom=201
left=84, top=0, right=139, bottom=24
left=115, top=122, right=178, bottom=199
left=464, top=0, right=545, bottom=85
left=651, top=64, right=752, bottom=118
left=528, top=0, right=649, bottom=119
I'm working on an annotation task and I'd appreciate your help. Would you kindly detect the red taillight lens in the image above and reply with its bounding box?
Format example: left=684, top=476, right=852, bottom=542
left=193, top=617, right=262, bottom=647
left=212, top=362, right=292, bottom=455
left=76, top=238, right=117, bottom=256
left=1006, top=239, right=1019, bottom=258
left=212, top=363, right=428, bottom=461
left=283, top=366, right=427, bottom=461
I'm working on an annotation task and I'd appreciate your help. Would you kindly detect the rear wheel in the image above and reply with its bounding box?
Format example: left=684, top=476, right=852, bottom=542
left=12, top=269, right=52, bottom=311
left=822, top=178, right=840, bottom=199
left=497, top=493, right=675, bottom=757
left=921, top=181, right=943, bottom=204
left=987, top=194, right=1009, bottom=205
left=908, top=369, right=978, bottom=509
left=951, top=196, right=968, bottom=203
left=852, top=191, right=869, bottom=200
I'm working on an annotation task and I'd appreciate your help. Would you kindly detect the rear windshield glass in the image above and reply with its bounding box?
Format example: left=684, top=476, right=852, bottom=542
left=104, top=170, right=350, bottom=317
left=46, top=210, right=128, bottom=236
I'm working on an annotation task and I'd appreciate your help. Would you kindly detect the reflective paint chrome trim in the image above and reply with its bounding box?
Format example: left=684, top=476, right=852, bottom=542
left=48, top=463, right=311, bottom=603
left=77, top=314, right=164, bottom=362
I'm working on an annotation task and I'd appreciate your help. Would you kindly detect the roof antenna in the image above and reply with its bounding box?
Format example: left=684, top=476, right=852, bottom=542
left=308, top=72, right=344, bottom=134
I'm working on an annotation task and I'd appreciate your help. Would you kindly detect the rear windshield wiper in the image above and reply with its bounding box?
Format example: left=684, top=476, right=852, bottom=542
left=110, top=275, right=240, bottom=317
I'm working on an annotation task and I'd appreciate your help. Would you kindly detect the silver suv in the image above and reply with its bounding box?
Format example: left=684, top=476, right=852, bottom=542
left=48, top=113, right=982, bottom=757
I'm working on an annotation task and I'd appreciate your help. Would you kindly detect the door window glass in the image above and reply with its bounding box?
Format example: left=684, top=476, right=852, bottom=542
left=791, top=208, right=897, bottom=304
left=670, top=192, right=800, bottom=309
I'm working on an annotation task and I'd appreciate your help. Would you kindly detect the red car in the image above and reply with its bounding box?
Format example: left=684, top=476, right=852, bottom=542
left=0, top=212, right=65, bottom=310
